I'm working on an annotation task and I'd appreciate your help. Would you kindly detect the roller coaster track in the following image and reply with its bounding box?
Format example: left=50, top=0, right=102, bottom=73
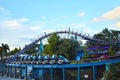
left=7, top=30, right=113, bottom=62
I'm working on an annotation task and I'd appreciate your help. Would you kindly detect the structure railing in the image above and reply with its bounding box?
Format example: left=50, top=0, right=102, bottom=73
left=0, top=57, right=120, bottom=80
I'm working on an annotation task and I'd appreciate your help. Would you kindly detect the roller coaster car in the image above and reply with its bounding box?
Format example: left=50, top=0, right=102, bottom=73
left=42, top=55, right=50, bottom=64
left=91, top=54, right=99, bottom=58
left=36, top=55, right=44, bottom=64
left=49, top=54, right=59, bottom=64
left=26, top=55, right=31, bottom=64
left=30, top=55, right=37, bottom=64
left=22, top=55, right=32, bottom=64
left=100, top=54, right=109, bottom=60
left=57, top=55, right=70, bottom=64
left=20, top=56, right=27, bottom=64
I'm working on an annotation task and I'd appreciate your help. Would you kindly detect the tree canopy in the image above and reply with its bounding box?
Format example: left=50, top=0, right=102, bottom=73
left=43, top=33, right=81, bottom=60
left=0, top=43, right=10, bottom=57
left=44, top=33, right=60, bottom=56
left=86, top=28, right=120, bottom=51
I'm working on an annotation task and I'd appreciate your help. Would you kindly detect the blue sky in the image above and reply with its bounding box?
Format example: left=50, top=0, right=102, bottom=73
left=0, top=0, right=120, bottom=50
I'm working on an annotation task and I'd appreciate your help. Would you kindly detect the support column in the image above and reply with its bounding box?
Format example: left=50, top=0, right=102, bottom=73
left=9, top=65, right=12, bottom=77
left=25, top=66, right=27, bottom=79
left=42, top=66, right=44, bottom=80
left=93, top=66, right=97, bottom=80
left=8, top=65, right=10, bottom=77
left=0, top=64, right=1, bottom=75
left=2, top=64, right=4, bottom=75
left=4, top=64, right=6, bottom=76
left=32, top=66, right=34, bottom=79
left=19, top=65, right=22, bottom=79
left=8, top=65, right=10, bottom=76
left=2, top=64, right=5, bottom=76
left=14, top=65, right=16, bottom=78
left=62, top=66, right=65, bottom=80
left=51, top=66, right=53, bottom=80
left=10, top=65, right=12, bottom=77
left=7, top=65, right=9, bottom=76
left=105, top=64, right=110, bottom=78
left=78, top=67, right=81, bottom=80
left=106, top=64, right=110, bottom=71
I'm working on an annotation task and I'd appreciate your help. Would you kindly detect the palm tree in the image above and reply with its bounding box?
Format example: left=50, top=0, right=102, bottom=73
left=0, top=46, right=3, bottom=62
left=1, top=43, right=10, bottom=56
left=0, top=43, right=10, bottom=63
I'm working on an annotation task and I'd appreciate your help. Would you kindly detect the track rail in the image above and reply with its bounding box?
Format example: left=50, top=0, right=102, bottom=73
left=7, top=30, right=107, bottom=62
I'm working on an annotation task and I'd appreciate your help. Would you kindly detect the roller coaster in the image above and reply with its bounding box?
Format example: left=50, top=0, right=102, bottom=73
left=6, top=30, right=107, bottom=62
left=0, top=29, right=120, bottom=80
left=11, top=54, right=70, bottom=65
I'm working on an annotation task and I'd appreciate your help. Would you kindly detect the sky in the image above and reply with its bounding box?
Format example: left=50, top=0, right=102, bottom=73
left=0, top=0, right=120, bottom=50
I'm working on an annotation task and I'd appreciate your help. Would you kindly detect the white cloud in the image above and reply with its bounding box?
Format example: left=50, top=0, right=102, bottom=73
left=2, top=20, right=21, bottom=29
left=46, top=16, right=68, bottom=24
left=115, top=22, right=120, bottom=28
left=29, top=22, right=46, bottom=31
left=17, top=18, right=29, bottom=23
left=30, top=26, right=41, bottom=31
left=0, top=6, right=5, bottom=11
left=0, top=18, right=29, bottom=29
left=40, top=16, right=47, bottom=19
left=77, top=12, right=86, bottom=17
left=92, top=18, right=101, bottom=22
left=92, top=6, right=120, bottom=22
left=55, top=23, right=97, bottom=36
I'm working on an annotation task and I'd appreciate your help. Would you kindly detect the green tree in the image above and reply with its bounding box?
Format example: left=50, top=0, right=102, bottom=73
left=25, top=44, right=39, bottom=55
left=44, top=33, right=60, bottom=56
left=90, top=29, right=120, bottom=80
left=104, top=63, right=120, bottom=80
left=44, top=44, right=53, bottom=55
left=1, top=43, right=10, bottom=56
left=58, top=37, right=80, bottom=60
left=86, top=28, right=120, bottom=51
left=0, top=46, right=3, bottom=62
left=44, top=33, right=81, bottom=60
left=8, top=47, right=21, bottom=56
left=0, top=43, right=10, bottom=62
left=82, top=46, right=90, bottom=60
left=108, top=46, right=115, bottom=56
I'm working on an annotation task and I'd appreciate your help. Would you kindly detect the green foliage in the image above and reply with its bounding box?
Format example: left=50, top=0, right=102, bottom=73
left=0, top=47, right=3, bottom=57
left=86, top=28, right=120, bottom=51
left=0, top=43, right=10, bottom=57
left=44, top=44, right=53, bottom=55
left=58, top=38, right=80, bottom=60
left=104, top=63, right=120, bottom=80
left=48, top=33, right=60, bottom=44
left=0, top=43, right=10, bottom=62
left=85, top=28, right=120, bottom=79
left=44, top=33, right=60, bottom=56
left=82, top=46, right=90, bottom=60
left=108, top=46, right=115, bottom=56
left=26, top=44, right=39, bottom=54
left=8, top=47, right=21, bottom=56
left=58, top=38, right=71, bottom=59
left=44, top=33, right=81, bottom=60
